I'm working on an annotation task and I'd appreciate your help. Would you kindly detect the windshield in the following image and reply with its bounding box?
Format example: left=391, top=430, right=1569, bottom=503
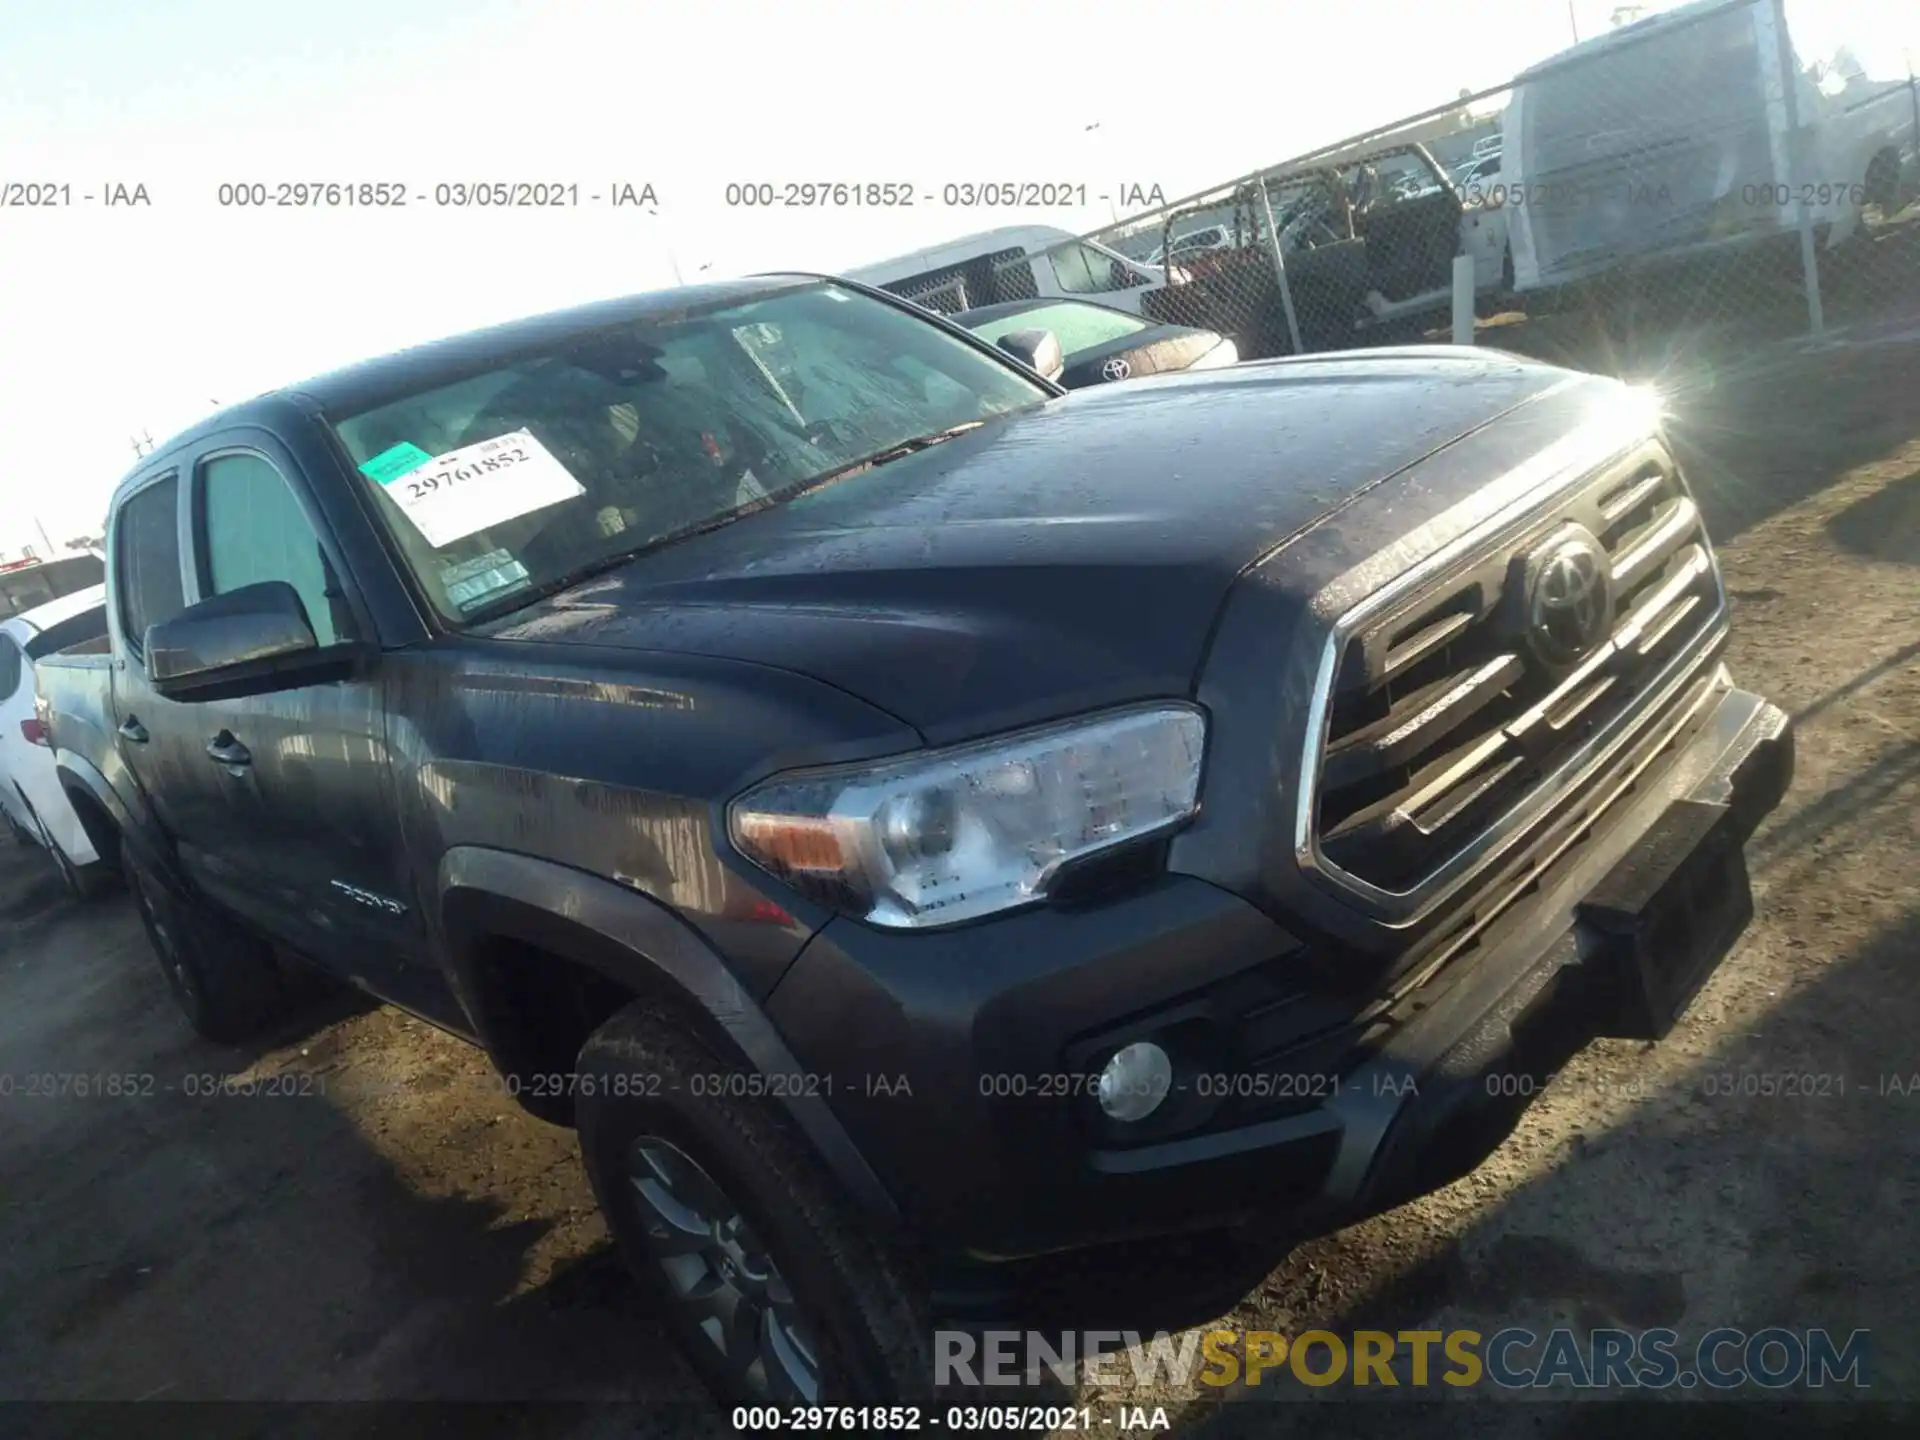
left=963, top=301, right=1152, bottom=354
left=328, top=282, right=1048, bottom=623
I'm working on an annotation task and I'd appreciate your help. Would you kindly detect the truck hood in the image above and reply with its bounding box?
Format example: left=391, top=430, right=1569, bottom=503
left=483, top=350, right=1570, bottom=742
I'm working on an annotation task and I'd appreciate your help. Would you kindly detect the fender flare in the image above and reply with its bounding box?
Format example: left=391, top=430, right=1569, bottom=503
left=52, top=749, right=174, bottom=880
left=53, top=750, right=130, bottom=831
left=437, top=845, right=901, bottom=1229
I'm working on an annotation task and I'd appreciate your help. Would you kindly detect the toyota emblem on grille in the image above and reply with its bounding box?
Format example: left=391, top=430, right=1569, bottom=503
left=1101, top=356, right=1132, bottom=381
left=1523, top=526, right=1613, bottom=667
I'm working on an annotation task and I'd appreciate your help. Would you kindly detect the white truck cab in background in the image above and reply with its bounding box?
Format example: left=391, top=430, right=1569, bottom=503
left=840, top=225, right=1176, bottom=316
left=1502, top=0, right=1916, bottom=294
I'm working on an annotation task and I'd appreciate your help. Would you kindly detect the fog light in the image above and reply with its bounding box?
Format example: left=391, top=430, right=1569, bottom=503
left=1098, top=1042, right=1173, bottom=1123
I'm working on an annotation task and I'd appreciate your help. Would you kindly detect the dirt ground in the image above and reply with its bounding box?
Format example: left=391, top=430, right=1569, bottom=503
left=0, top=336, right=1915, bottom=1439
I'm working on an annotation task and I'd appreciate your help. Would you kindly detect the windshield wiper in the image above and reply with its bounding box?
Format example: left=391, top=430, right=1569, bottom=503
left=460, top=421, right=995, bottom=626
left=801, top=421, right=988, bottom=489
left=458, top=537, right=689, bottom=625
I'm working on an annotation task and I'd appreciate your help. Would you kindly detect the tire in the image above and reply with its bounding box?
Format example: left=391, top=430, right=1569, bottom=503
left=46, top=832, right=115, bottom=902
left=576, top=1002, right=932, bottom=1409
left=123, top=837, right=287, bottom=1043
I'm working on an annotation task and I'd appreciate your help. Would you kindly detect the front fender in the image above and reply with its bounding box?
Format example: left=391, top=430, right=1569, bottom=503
left=437, top=845, right=901, bottom=1228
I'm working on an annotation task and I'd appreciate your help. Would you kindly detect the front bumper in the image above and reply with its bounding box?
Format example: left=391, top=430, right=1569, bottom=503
left=763, top=670, right=1792, bottom=1265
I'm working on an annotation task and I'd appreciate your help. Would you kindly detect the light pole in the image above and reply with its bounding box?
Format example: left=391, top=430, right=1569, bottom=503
left=1907, top=48, right=1918, bottom=168
left=1568, top=0, right=1580, bottom=43
left=645, top=207, right=685, bottom=285
left=1084, top=121, right=1120, bottom=226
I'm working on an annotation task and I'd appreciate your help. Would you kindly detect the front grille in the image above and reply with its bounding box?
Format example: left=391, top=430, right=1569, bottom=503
left=1307, top=440, right=1724, bottom=903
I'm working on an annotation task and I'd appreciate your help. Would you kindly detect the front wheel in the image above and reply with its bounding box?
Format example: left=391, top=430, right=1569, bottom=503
left=123, top=838, right=288, bottom=1043
left=575, top=1003, right=933, bottom=1409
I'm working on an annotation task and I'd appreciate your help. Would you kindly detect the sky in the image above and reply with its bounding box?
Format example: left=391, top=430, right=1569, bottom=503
left=0, top=0, right=1908, bottom=555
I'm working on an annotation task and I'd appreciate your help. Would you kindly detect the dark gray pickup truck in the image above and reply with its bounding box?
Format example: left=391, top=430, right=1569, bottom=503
left=38, top=274, right=1791, bottom=1412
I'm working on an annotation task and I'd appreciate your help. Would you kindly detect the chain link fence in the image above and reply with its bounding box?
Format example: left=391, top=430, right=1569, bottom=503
left=871, top=0, right=1919, bottom=383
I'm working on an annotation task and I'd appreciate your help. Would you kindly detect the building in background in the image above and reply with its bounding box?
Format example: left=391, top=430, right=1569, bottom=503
left=0, top=553, right=108, bottom=624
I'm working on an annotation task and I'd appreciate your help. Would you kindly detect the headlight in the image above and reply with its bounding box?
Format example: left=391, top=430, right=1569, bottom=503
left=728, top=704, right=1207, bottom=929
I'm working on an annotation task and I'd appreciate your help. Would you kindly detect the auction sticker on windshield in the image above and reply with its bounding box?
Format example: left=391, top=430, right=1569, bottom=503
left=368, top=430, right=586, bottom=547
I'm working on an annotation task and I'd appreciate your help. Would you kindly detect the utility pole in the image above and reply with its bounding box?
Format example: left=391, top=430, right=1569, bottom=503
left=1568, top=0, right=1580, bottom=43
left=644, top=207, right=686, bottom=285
left=1084, top=121, right=1120, bottom=225
left=1908, top=48, right=1918, bottom=175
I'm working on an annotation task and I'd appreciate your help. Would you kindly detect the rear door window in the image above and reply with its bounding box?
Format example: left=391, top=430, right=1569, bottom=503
left=114, top=477, right=186, bottom=656
left=1050, top=241, right=1144, bottom=295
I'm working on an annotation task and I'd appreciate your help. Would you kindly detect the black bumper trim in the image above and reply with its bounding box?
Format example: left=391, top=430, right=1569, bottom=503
left=1316, top=680, right=1792, bottom=1222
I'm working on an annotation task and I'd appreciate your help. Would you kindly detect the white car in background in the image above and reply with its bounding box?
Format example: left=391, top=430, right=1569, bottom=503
left=840, top=225, right=1178, bottom=317
left=0, top=584, right=114, bottom=898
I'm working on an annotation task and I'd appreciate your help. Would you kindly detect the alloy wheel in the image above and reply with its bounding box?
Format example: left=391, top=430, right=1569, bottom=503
left=625, top=1135, right=822, bottom=1402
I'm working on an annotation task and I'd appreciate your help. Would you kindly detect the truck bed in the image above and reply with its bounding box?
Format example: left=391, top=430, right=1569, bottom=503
left=35, top=650, right=116, bottom=782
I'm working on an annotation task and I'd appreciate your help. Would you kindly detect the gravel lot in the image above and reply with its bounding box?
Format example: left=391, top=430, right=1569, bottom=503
left=0, top=336, right=1914, bottom=1438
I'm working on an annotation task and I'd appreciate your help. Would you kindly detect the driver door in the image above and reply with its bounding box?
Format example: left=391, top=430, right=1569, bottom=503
left=1347, top=148, right=1464, bottom=303
left=157, top=435, right=430, bottom=1003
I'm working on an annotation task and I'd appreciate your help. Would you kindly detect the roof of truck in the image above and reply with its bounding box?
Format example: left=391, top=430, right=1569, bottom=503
left=840, top=225, right=1098, bottom=281
left=290, top=275, right=817, bottom=412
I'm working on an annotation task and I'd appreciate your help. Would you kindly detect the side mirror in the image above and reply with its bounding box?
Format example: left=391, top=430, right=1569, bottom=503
left=996, top=328, right=1065, bottom=382
left=147, top=580, right=355, bottom=703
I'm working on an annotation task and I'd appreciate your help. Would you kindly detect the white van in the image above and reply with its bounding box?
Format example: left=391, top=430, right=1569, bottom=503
left=839, top=225, right=1175, bottom=317
left=1503, top=0, right=1915, bottom=294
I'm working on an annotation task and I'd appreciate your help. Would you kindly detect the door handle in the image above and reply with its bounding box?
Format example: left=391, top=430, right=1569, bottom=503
left=118, top=716, right=149, bottom=744
left=205, top=731, right=252, bottom=768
